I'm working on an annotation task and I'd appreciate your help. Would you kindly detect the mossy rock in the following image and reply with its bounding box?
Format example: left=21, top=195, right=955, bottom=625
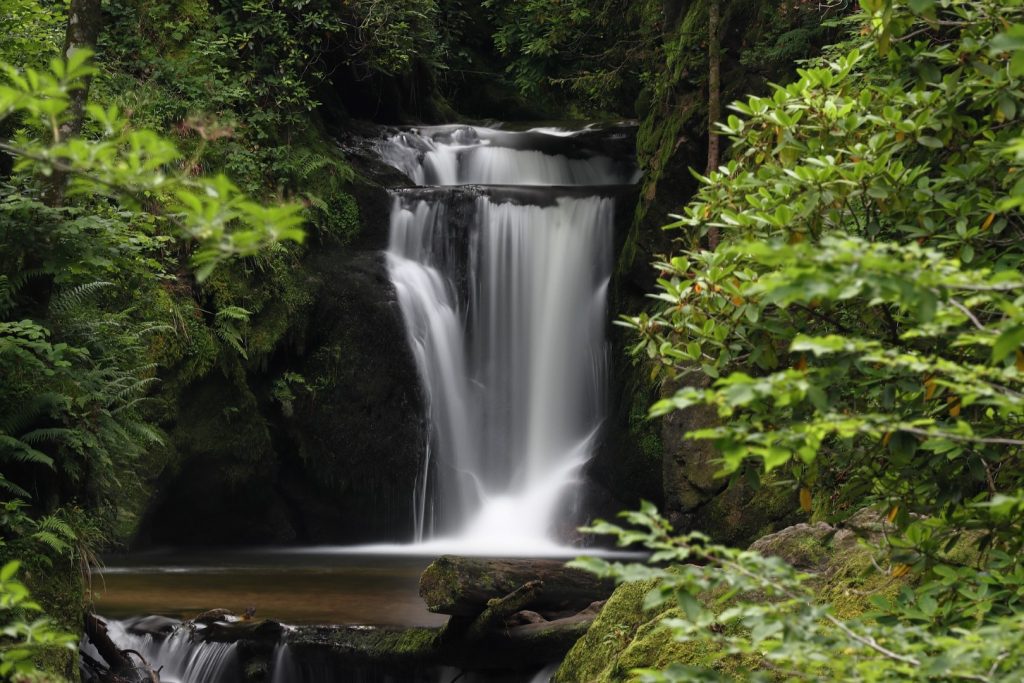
left=558, top=510, right=911, bottom=681
left=687, top=473, right=805, bottom=548
left=555, top=580, right=755, bottom=682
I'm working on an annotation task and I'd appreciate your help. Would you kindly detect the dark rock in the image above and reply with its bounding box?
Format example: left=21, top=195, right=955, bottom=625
left=660, top=371, right=724, bottom=521
left=510, top=610, right=547, bottom=626
left=282, top=247, right=426, bottom=542
left=123, top=615, right=179, bottom=638
left=684, top=474, right=805, bottom=548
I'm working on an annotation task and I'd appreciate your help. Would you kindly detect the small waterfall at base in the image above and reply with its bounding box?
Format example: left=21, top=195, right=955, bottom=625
left=380, top=124, right=635, bottom=552
left=83, top=617, right=242, bottom=683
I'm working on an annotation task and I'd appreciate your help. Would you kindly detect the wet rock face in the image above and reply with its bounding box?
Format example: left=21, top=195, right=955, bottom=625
left=138, top=176, right=427, bottom=546
left=282, top=247, right=427, bottom=542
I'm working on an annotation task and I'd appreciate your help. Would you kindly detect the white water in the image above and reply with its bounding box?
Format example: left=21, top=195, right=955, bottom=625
left=83, top=617, right=241, bottom=683
left=381, top=125, right=629, bottom=552
left=379, top=124, right=637, bottom=187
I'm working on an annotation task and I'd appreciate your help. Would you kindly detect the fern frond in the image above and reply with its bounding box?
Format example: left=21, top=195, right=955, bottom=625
left=109, top=396, right=156, bottom=415
left=31, top=530, right=71, bottom=556
left=18, top=427, right=75, bottom=445
left=120, top=419, right=164, bottom=445
left=7, top=269, right=52, bottom=298
left=110, top=376, right=159, bottom=402
left=0, top=435, right=55, bottom=467
left=135, top=324, right=175, bottom=338
left=303, top=192, right=330, bottom=213
left=215, top=325, right=248, bottom=359
left=48, top=281, right=114, bottom=317
left=36, top=515, right=77, bottom=540
left=290, top=147, right=354, bottom=183
left=0, top=474, right=30, bottom=498
left=215, top=306, right=251, bottom=322
left=0, top=392, right=66, bottom=434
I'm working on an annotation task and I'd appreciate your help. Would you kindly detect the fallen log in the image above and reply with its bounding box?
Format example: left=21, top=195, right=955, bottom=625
left=419, top=555, right=614, bottom=616
left=464, top=580, right=543, bottom=641
left=84, top=613, right=159, bottom=683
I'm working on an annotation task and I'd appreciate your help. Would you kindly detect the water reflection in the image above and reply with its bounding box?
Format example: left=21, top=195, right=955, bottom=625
left=95, top=551, right=447, bottom=626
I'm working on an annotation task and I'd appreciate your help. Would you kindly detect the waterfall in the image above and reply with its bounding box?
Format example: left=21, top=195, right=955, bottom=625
left=83, top=617, right=242, bottom=683
left=380, top=124, right=634, bottom=551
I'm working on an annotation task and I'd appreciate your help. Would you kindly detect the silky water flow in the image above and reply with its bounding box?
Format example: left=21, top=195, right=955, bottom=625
left=380, top=124, right=636, bottom=553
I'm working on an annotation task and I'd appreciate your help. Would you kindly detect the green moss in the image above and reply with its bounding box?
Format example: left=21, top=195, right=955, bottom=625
left=557, top=580, right=758, bottom=682
left=556, top=580, right=660, bottom=682
left=818, top=538, right=910, bottom=621
left=419, top=557, right=460, bottom=612
left=561, top=515, right=918, bottom=681
left=290, top=625, right=439, bottom=663
left=628, top=360, right=664, bottom=464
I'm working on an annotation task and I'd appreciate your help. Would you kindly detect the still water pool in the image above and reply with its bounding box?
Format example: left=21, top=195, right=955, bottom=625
left=95, top=549, right=450, bottom=626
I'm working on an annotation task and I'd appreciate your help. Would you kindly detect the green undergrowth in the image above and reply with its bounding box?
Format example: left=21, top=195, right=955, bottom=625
left=559, top=522, right=911, bottom=681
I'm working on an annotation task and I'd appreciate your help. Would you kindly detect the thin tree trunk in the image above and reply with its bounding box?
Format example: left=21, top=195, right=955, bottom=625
left=44, top=0, right=103, bottom=205
left=706, top=0, right=722, bottom=250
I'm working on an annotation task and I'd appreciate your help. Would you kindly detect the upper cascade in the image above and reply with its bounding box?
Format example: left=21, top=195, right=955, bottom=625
left=379, top=124, right=639, bottom=188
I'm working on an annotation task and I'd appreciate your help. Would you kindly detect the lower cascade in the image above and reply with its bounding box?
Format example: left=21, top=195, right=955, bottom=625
left=381, top=124, right=635, bottom=549
left=81, top=618, right=242, bottom=683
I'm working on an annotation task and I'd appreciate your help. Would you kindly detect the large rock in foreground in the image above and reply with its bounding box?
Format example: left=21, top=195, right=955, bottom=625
left=556, top=510, right=907, bottom=682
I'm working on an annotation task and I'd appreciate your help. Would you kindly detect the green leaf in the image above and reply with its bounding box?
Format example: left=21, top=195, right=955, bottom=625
left=677, top=591, right=705, bottom=621
left=0, top=562, right=19, bottom=582
left=992, top=325, right=1024, bottom=362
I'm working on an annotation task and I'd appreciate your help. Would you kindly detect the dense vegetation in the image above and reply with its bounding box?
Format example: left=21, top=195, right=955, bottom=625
left=1, top=0, right=1023, bottom=680
left=583, top=0, right=1024, bottom=679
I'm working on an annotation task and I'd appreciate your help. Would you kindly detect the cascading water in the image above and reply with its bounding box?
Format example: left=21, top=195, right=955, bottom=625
left=380, top=124, right=637, bottom=552
left=82, top=617, right=242, bottom=683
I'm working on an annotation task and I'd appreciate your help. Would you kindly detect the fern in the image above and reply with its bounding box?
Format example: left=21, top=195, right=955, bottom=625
left=48, top=281, right=114, bottom=317
left=289, top=147, right=354, bottom=183
left=0, top=435, right=55, bottom=467
left=30, top=530, right=71, bottom=556
left=109, top=376, right=158, bottom=402
left=0, top=475, right=30, bottom=499
left=18, top=427, right=75, bottom=445
left=215, top=305, right=251, bottom=322
left=120, top=419, right=164, bottom=446
left=0, top=392, right=65, bottom=436
left=215, top=324, right=247, bottom=358
left=303, top=191, right=330, bottom=213
left=36, top=515, right=77, bottom=540
left=0, top=276, right=13, bottom=316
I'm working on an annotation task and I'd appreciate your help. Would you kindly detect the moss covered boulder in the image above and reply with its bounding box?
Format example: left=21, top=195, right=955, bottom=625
left=554, top=576, right=764, bottom=682
left=556, top=510, right=908, bottom=681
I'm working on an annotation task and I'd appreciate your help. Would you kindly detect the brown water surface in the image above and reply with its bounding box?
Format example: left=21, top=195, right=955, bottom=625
left=93, top=550, right=449, bottom=626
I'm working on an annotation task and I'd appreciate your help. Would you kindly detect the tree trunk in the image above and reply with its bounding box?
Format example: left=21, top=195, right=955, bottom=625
left=45, top=0, right=103, bottom=205
left=419, top=555, right=615, bottom=617
left=706, top=0, right=722, bottom=250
